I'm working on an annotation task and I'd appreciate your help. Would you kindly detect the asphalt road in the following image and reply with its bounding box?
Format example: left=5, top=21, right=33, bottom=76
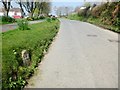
left=26, top=19, right=118, bottom=88
left=1, top=20, right=44, bottom=32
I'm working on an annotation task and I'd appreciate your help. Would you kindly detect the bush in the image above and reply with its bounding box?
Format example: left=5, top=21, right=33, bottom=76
left=39, top=16, right=45, bottom=19
left=91, top=3, right=108, bottom=18
left=78, top=6, right=90, bottom=17
left=52, top=16, right=57, bottom=21
left=68, top=2, right=119, bottom=33
left=100, top=2, right=120, bottom=26
left=46, top=18, right=52, bottom=22
left=17, top=19, right=30, bottom=30
left=86, top=9, right=91, bottom=17
left=0, top=16, right=15, bottom=23
left=78, top=9, right=86, bottom=17
left=91, top=6, right=101, bottom=17
left=46, top=17, right=58, bottom=22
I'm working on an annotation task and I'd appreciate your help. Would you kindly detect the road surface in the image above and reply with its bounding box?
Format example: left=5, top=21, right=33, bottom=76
left=26, top=19, right=118, bottom=88
left=1, top=20, right=44, bottom=32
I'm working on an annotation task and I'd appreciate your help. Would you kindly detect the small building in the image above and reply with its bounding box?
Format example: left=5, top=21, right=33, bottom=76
left=0, top=8, right=22, bottom=18
left=9, top=8, right=22, bottom=18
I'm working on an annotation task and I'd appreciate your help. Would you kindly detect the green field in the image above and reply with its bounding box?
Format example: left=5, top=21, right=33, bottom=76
left=2, top=19, right=60, bottom=89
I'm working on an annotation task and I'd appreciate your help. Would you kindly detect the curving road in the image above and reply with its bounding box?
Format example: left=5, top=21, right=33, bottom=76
left=26, top=19, right=118, bottom=88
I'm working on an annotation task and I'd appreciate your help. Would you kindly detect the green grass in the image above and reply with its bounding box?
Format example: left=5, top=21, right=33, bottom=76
left=2, top=19, right=60, bottom=89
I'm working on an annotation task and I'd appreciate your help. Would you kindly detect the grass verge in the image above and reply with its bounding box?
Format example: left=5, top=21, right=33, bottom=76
left=2, top=19, right=60, bottom=89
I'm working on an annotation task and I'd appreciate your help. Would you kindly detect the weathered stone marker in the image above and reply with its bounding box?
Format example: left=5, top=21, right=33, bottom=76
left=21, top=50, right=30, bottom=66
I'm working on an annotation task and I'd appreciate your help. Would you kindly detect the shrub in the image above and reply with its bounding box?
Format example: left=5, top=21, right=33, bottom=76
left=100, top=9, right=112, bottom=25
left=91, top=3, right=108, bottom=18
left=78, top=9, right=86, bottom=17
left=78, top=6, right=90, bottom=17
left=39, top=16, right=45, bottom=19
left=100, top=2, right=119, bottom=26
left=91, top=6, right=101, bottom=17
left=46, top=18, right=52, bottom=22
left=8, top=76, right=26, bottom=89
left=52, top=16, right=57, bottom=20
left=112, top=3, right=120, bottom=18
left=17, top=19, right=30, bottom=30
left=0, top=16, right=15, bottom=23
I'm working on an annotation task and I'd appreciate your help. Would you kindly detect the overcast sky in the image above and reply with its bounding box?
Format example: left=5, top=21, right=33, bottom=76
left=0, top=0, right=85, bottom=15
left=0, top=0, right=84, bottom=8
left=0, top=0, right=108, bottom=15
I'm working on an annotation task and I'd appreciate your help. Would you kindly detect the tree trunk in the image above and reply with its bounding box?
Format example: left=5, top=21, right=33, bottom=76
left=19, top=3, right=25, bottom=18
left=7, top=12, right=8, bottom=17
left=4, top=10, right=9, bottom=17
left=31, top=12, right=34, bottom=17
left=21, top=12, right=24, bottom=18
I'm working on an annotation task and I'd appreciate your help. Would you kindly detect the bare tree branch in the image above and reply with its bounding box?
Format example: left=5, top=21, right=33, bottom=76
left=1, top=0, right=11, bottom=16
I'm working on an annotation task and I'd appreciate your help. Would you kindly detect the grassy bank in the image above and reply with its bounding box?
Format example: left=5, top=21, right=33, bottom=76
left=2, top=19, right=60, bottom=89
left=68, top=14, right=119, bottom=33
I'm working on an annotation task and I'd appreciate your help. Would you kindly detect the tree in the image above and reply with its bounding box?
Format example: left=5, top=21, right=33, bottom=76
left=84, top=2, right=91, bottom=7
left=16, top=0, right=51, bottom=17
left=22, top=0, right=37, bottom=17
left=16, top=0, right=25, bottom=18
left=56, top=7, right=62, bottom=16
left=21, top=0, right=51, bottom=17
left=37, top=1, right=51, bottom=16
left=55, top=6, right=73, bottom=17
left=41, top=2, right=51, bottom=15
left=2, top=0, right=11, bottom=16
left=33, top=8, right=39, bottom=17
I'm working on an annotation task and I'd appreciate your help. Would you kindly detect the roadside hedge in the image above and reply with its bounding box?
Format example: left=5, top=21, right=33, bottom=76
left=68, top=2, right=120, bottom=33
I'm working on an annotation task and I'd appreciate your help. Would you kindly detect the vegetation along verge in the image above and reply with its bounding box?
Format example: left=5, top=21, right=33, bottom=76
left=2, top=18, right=60, bottom=89
left=68, top=2, right=120, bottom=33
